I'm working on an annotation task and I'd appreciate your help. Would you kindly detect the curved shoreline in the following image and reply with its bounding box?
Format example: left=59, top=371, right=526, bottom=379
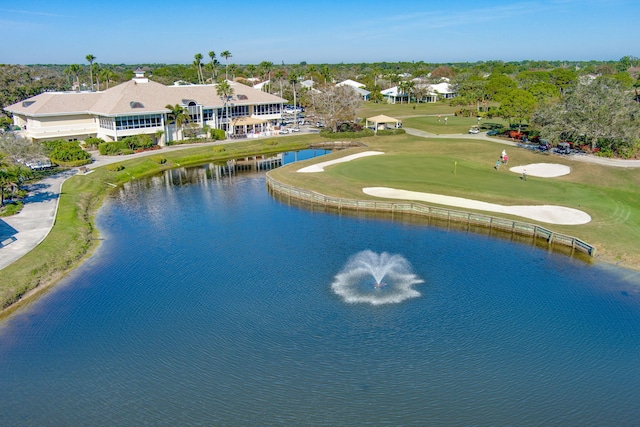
left=0, top=139, right=312, bottom=319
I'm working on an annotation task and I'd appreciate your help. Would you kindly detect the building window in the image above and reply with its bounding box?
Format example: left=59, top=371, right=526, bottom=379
left=115, top=114, right=162, bottom=130
left=254, top=103, right=282, bottom=115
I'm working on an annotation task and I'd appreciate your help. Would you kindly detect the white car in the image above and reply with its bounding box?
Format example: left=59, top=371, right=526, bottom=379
left=291, top=127, right=301, bottom=132
left=279, top=128, right=289, bottom=134
left=468, top=127, right=480, bottom=134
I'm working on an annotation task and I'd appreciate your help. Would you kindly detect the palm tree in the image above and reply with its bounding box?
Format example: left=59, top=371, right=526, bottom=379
left=274, top=69, right=285, bottom=97
left=208, top=51, right=217, bottom=81
left=66, top=64, right=82, bottom=90
left=288, top=69, right=300, bottom=125
left=99, top=68, right=116, bottom=89
left=216, top=79, right=234, bottom=134
left=165, top=104, right=189, bottom=140
left=398, top=81, right=412, bottom=104
left=221, top=50, right=232, bottom=80
left=195, top=53, right=205, bottom=84
left=320, top=65, right=332, bottom=84
left=228, top=64, right=238, bottom=81
left=86, top=54, right=96, bottom=90
left=259, top=61, right=274, bottom=85
left=246, top=64, right=256, bottom=86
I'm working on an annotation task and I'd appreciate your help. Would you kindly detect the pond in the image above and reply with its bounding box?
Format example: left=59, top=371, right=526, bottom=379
left=1, top=150, right=640, bottom=425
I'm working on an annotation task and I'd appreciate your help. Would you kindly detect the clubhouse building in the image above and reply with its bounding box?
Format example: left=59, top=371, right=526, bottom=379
left=4, top=69, right=288, bottom=145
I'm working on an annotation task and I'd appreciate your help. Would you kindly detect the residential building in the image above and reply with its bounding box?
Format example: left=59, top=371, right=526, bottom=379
left=381, top=81, right=457, bottom=104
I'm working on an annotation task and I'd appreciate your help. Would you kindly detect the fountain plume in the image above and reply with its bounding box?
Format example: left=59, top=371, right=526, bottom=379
left=331, top=250, right=424, bottom=305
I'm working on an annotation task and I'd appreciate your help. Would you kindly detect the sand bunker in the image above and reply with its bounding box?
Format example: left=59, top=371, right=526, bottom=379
left=297, top=151, right=384, bottom=173
left=363, top=187, right=591, bottom=225
left=509, top=163, right=571, bottom=177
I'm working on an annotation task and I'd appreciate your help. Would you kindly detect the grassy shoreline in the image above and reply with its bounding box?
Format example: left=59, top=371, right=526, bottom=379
left=0, top=138, right=314, bottom=319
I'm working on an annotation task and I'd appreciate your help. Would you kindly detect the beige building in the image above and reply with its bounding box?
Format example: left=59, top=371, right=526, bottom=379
left=4, top=69, right=287, bottom=145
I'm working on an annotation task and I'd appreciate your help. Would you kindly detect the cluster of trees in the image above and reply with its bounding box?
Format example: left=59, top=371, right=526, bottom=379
left=2, top=55, right=640, bottom=156
left=0, top=133, right=40, bottom=209
left=443, top=58, right=640, bottom=156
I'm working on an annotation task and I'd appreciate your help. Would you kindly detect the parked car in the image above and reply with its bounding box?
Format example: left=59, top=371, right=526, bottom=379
left=468, top=127, right=480, bottom=134
left=279, top=128, right=289, bottom=134
left=486, top=129, right=501, bottom=136
left=291, top=127, right=301, bottom=132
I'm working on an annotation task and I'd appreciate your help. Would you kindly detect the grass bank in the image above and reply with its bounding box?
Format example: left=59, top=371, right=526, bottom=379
left=269, top=133, right=640, bottom=269
left=0, top=137, right=315, bottom=317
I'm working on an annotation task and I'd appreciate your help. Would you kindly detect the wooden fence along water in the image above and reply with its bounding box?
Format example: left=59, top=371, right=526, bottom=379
left=265, top=174, right=596, bottom=258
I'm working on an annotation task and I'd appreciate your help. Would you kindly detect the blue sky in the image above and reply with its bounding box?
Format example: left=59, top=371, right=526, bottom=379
left=1, top=0, right=637, bottom=65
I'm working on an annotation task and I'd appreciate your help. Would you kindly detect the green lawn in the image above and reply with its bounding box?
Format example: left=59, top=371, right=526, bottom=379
left=402, top=115, right=508, bottom=135
left=356, top=101, right=508, bottom=134
left=357, top=101, right=459, bottom=119
left=269, top=134, right=640, bottom=268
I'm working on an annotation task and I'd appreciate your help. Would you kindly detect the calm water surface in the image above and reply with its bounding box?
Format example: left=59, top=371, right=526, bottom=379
left=2, top=153, right=640, bottom=426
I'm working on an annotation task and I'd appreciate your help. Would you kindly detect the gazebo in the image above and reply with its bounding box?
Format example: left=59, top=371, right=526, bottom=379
left=365, top=114, right=401, bottom=133
left=231, top=116, right=268, bottom=137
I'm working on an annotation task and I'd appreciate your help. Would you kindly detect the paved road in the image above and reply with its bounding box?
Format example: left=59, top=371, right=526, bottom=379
left=1, top=130, right=638, bottom=271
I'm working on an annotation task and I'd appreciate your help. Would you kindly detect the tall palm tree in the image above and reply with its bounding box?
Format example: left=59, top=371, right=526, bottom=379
left=259, top=61, right=274, bottom=85
left=165, top=104, right=189, bottom=140
left=246, top=64, right=256, bottom=86
left=216, top=78, right=234, bottom=134
left=221, top=50, right=232, bottom=80
left=66, top=64, right=82, bottom=90
left=288, top=69, right=300, bottom=124
left=228, top=64, right=238, bottom=81
left=320, top=65, right=332, bottom=84
left=208, top=51, right=217, bottom=81
left=274, top=69, right=285, bottom=97
left=99, top=68, right=116, bottom=89
left=86, top=54, right=96, bottom=90
left=194, top=53, right=204, bottom=84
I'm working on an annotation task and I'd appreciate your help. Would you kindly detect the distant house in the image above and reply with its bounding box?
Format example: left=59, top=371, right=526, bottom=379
left=335, top=79, right=370, bottom=100
left=300, top=79, right=322, bottom=95
left=5, top=69, right=287, bottom=144
left=381, top=81, right=457, bottom=104
left=336, top=79, right=366, bottom=89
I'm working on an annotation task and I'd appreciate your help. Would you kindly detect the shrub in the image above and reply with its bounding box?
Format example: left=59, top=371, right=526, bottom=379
left=120, top=148, right=134, bottom=155
left=83, top=137, right=104, bottom=149
left=106, top=164, right=124, bottom=171
left=0, top=201, right=23, bottom=217
left=320, top=129, right=374, bottom=139
left=99, top=141, right=128, bottom=155
left=43, top=139, right=92, bottom=163
left=376, top=129, right=406, bottom=136
left=122, top=134, right=153, bottom=150
left=210, top=128, right=227, bottom=140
